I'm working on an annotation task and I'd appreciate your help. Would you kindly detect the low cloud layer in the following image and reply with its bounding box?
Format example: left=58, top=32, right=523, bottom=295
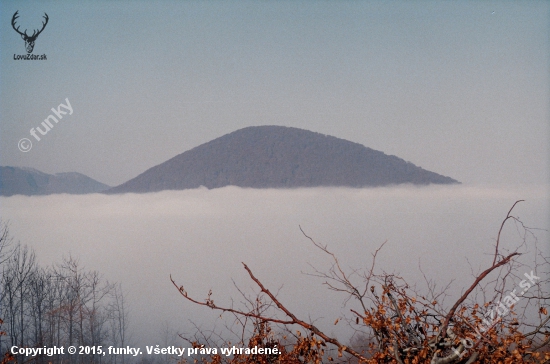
left=1, top=184, right=548, bottom=345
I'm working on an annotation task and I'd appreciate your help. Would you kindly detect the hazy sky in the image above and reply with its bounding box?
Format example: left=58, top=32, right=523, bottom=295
left=1, top=1, right=549, bottom=187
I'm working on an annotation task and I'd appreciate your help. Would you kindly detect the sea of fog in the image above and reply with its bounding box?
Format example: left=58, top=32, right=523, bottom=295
left=1, top=184, right=548, bottom=346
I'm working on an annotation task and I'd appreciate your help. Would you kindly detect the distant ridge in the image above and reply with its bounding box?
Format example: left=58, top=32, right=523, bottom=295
left=106, top=126, right=459, bottom=194
left=0, top=166, right=110, bottom=196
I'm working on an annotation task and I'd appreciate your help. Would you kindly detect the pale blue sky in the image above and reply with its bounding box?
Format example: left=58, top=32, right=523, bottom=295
left=1, top=1, right=549, bottom=186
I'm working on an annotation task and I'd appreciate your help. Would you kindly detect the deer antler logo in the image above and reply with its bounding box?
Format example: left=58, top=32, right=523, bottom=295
left=11, top=11, right=49, bottom=54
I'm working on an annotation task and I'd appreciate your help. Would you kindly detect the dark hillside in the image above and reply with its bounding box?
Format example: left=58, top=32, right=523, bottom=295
left=0, top=166, right=110, bottom=196
left=107, top=125, right=459, bottom=194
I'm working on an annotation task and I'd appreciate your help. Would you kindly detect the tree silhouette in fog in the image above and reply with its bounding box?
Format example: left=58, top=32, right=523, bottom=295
left=173, top=201, right=550, bottom=363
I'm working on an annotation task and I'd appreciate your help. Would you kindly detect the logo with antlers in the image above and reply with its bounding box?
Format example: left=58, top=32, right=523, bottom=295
left=11, top=11, right=49, bottom=54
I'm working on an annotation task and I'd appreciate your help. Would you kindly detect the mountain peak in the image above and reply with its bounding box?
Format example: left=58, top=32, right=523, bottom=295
left=0, top=166, right=110, bottom=196
left=106, top=125, right=459, bottom=194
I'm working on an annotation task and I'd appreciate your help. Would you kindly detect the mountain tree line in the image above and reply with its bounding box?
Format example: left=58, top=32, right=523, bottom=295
left=0, top=221, right=129, bottom=364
